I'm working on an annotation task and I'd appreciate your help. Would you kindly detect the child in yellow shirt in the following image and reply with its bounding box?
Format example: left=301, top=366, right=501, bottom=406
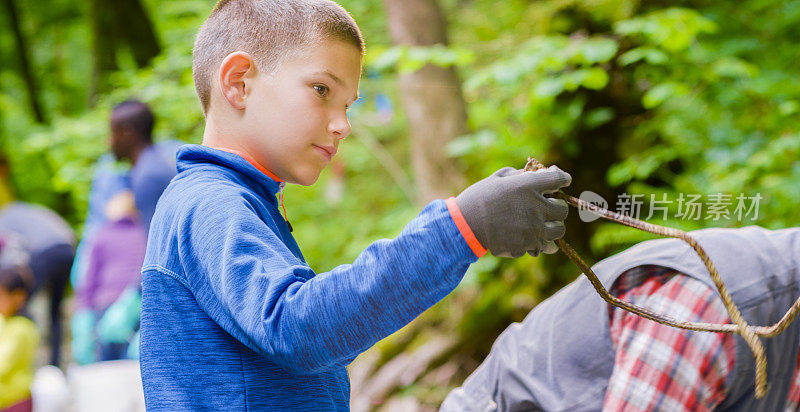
left=0, top=266, right=39, bottom=412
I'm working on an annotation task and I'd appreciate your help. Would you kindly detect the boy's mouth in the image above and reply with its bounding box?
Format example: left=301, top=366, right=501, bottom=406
left=312, top=144, right=337, bottom=160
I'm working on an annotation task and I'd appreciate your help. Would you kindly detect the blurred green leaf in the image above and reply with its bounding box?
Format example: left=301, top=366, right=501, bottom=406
left=618, top=47, right=669, bottom=66
left=642, top=82, right=688, bottom=109
left=577, top=37, right=619, bottom=64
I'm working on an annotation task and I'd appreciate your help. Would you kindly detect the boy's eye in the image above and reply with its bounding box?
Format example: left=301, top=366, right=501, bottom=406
left=313, top=85, right=329, bottom=97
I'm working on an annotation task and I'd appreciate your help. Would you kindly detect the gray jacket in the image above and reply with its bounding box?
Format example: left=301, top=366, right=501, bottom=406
left=0, top=202, right=75, bottom=253
left=442, top=226, right=800, bottom=411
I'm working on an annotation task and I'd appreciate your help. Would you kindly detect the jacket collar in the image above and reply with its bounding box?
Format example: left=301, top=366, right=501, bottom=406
left=176, top=144, right=283, bottom=196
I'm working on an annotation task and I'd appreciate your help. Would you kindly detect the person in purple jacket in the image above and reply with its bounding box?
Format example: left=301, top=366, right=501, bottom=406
left=74, top=191, right=146, bottom=362
left=139, top=1, right=571, bottom=410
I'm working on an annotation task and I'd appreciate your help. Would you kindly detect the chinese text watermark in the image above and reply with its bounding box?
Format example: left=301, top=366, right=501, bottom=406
left=577, top=191, right=762, bottom=223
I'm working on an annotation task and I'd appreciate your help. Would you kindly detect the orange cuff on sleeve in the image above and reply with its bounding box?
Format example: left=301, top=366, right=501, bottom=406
left=445, top=197, right=487, bottom=258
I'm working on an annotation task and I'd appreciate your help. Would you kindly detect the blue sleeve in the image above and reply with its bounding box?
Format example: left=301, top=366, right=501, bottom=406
left=179, top=197, right=477, bottom=374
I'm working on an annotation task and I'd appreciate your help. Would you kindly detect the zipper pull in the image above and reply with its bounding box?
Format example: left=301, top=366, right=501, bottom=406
left=278, top=182, right=293, bottom=232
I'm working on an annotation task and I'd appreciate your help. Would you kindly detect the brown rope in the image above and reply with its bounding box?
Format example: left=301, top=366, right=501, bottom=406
left=525, top=157, right=800, bottom=399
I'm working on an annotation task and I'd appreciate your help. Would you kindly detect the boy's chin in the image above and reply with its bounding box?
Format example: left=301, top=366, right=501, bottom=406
left=291, top=169, right=324, bottom=186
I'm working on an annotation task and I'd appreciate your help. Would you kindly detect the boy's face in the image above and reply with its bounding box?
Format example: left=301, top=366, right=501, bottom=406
left=241, top=39, right=362, bottom=186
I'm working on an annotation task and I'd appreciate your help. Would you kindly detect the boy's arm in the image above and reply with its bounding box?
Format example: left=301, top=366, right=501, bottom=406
left=174, top=166, right=570, bottom=375
left=180, top=197, right=477, bottom=374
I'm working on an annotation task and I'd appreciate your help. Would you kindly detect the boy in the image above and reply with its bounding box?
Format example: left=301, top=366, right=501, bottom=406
left=139, top=0, right=571, bottom=410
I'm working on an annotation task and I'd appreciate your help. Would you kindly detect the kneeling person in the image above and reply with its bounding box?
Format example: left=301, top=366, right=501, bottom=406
left=443, top=226, right=800, bottom=411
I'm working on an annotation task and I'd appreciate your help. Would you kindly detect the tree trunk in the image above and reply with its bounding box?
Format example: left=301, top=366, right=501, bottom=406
left=384, top=0, right=468, bottom=204
left=89, top=0, right=160, bottom=98
left=115, top=0, right=161, bottom=67
left=3, top=0, right=46, bottom=123
left=89, top=0, right=119, bottom=98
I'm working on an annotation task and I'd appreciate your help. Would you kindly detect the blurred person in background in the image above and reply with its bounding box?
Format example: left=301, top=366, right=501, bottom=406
left=0, top=265, right=39, bottom=412
left=69, top=99, right=180, bottom=366
left=108, top=100, right=177, bottom=233
left=68, top=153, right=130, bottom=289
left=72, top=191, right=146, bottom=364
left=69, top=127, right=181, bottom=288
left=0, top=202, right=74, bottom=367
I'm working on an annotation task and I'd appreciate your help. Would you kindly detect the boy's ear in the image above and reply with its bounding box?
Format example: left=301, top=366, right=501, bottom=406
left=218, top=52, right=256, bottom=110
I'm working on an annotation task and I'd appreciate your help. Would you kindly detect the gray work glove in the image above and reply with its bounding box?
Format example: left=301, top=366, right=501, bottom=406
left=455, top=166, right=571, bottom=258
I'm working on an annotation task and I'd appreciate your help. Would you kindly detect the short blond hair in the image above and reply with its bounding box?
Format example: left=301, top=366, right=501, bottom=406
left=193, top=0, right=365, bottom=114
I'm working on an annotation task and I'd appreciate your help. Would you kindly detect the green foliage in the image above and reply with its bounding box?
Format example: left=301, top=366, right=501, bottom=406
left=604, top=3, right=800, bottom=243
left=0, top=0, right=210, bottom=225
left=368, top=44, right=476, bottom=73
left=614, top=8, right=718, bottom=52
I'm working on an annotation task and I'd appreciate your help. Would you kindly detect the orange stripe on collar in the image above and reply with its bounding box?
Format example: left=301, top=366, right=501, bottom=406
left=208, top=146, right=283, bottom=182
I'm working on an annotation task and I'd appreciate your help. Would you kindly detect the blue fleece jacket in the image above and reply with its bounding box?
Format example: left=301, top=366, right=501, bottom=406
left=139, top=145, right=479, bottom=410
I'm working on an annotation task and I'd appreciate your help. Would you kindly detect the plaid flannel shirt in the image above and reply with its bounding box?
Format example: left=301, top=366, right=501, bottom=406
left=604, top=265, right=800, bottom=411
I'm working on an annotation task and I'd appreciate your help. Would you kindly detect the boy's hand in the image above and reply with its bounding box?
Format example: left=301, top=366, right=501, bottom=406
left=455, top=166, right=571, bottom=258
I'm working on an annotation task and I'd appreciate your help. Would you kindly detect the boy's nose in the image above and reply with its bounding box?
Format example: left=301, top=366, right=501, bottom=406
left=329, top=113, right=351, bottom=140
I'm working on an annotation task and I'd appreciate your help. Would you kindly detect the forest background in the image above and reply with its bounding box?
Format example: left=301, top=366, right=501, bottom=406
left=2, top=0, right=800, bottom=409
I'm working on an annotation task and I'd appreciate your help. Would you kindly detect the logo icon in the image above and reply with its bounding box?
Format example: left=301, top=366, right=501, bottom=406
left=578, top=191, right=607, bottom=222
